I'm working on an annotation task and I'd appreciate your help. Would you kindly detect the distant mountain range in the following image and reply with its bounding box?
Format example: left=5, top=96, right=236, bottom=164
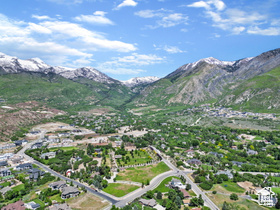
left=0, top=48, right=280, bottom=113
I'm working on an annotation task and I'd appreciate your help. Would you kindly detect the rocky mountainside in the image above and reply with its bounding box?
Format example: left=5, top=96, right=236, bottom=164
left=133, top=48, right=280, bottom=112
left=122, top=76, right=160, bottom=87
left=0, top=52, right=117, bottom=84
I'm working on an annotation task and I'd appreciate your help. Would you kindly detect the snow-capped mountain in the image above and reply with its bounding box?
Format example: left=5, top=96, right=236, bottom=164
left=122, top=76, right=160, bottom=87
left=0, top=52, right=117, bottom=84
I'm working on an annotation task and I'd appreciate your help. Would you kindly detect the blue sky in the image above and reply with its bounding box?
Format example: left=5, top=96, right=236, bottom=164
left=0, top=0, right=279, bottom=81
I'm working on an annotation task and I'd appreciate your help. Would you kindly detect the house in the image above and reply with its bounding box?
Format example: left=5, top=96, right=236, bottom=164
left=232, top=161, right=244, bottom=167
left=14, top=140, right=28, bottom=147
left=31, top=142, right=43, bottom=149
left=139, top=198, right=157, bottom=207
left=1, top=200, right=26, bottom=210
left=257, top=187, right=277, bottom=207
left=215, top=170, right=233, bottom=179
left=49, top=203, right=71, bottom=210
left=24, top=201, right=41, bottom=210
left=49, top=181, right=67, bottom=191
left=40, top=152, right=56, bottom=159
left=66, top=169, right=74, bottom=177
left=170, top=178, right=186, bottom=189
left=28, top=168, right=45, bottom=181
left=187, top=159, right=202, bottom=166
left=94, top=148, right=102, bottom=153
left=61, top=186, right=80, bottom=199
left=209, top=152, right=224, bottom=158
left=0, top=161, right=8, bottom=167
left=180, top=189, right=191, bottom=198
left=15, top=163, right=33, bottom=171
left=115, top=155, right=122, bottom=159
left=0, top=153, right=14, bottom=161
left=0, top=169, right=12, bottom=177
left=247, top=149, right=258, bottom=155
left=231, top=146, right=238, bottom=150
left=186, top=149, right=195, bottom=157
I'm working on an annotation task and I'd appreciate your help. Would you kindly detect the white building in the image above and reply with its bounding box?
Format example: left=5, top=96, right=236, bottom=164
left=257, top=187, right=277, bottom=207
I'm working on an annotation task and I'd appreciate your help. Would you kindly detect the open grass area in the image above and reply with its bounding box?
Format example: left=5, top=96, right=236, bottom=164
left=49, top=146, right=78, bottom=151
left=116, top=162, right=170, bottom=183
left=103, top=183, right=139, bottom=197
left=0, top=181, right=11, bottom=187
left=67, top=193, right=109, bottom=210
left=152, top=176, right=180, bottom=193
left=12, top=184, right=25, bottom=192
left=220, top=181, right=245, bottom=193
left=272, top=188, right=280, bottom=194
left=117, top=149, right=153, bottom=166
left=32, top=198, right=45, bottom=207
left=50, top=194, right=64, bottom=203
left=271, top=176, right=280, bottom=182
left=207, top=193, right=266, bottom=210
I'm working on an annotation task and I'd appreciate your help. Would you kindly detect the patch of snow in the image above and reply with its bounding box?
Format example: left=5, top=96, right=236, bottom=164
left=122, top=76, right=160, bottom=87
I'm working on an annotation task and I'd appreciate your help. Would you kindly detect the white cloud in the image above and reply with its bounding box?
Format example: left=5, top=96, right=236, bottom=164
left=155, top=45, right=185, bottom=54
left=115, top=0, right=138, bottom=10
left=47, top=0, right=83, bottom=4
left=188, top=0, right=279, bottom=36
left=97, top=53, right=165, bottom=75
left=247, top=26, right=280, bottom=36
left=32, top=15, right=52, bottom=20
left=135, top=9, right=188, bottom=28
left=74, top=11, right=114, bottom=25
left=27, top=23, right=52, bottom=34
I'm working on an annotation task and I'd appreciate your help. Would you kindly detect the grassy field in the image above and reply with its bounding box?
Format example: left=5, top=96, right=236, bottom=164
left=152, top=176, right=181, bottom=193
left=220, top=181, right=245, bottom=193
left=103, top=183, right=139, bottom=197
left=12, top=184, right=25, bottom=192
left=117, top=150, right=152, bottom=166
left=31, top=198, right=45, bottom=207
left=50, top=194, right=64, bottom=203
left=116, top=162, right=170, bottom=183
left=49, top=146, right=78, bottom=151
left=207, top=193, right=267, bottom=210
left=67, top=193, right=109, bottom=210
left=272, top=188, right=280, bottom=194
left=0, top=181, right=11, bottom=187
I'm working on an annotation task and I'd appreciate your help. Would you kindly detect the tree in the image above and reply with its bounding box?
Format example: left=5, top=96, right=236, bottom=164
left=198, top=194, right=204, bottom=206
left=156, top=191, right=162, bottom=200
left=174, top=196, right=182, bottom=208
left=146, top=190, right=153, bottom=199
left=230, top=193, right=238, bottom=200
left=185, top=183, right=192, bottom=190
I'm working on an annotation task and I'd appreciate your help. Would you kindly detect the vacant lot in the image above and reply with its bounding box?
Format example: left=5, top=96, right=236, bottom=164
left=67, top=193, right=109, bottom=210
left=116, top=162, right=170, bottom=183
left=103, top=183, right=139, bottom=197
left=208, top=193, right=266, bottom=210
left=212, top=181, right=245, bottom=194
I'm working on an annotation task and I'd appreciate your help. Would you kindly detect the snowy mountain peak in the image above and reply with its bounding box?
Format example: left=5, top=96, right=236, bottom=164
left=193, top=57, right=234, bottom=68
left=122, top=76, right=160, bottom=87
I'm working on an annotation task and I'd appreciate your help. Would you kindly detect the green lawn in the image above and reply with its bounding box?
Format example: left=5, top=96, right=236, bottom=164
left=271, top=176, right=280, bottom=182
left=272, top=188, right=280, bottom=194
left=116, top=162, right=170, bottom=183
left=221, top=181, right=245, bottom=193
left=0, top=181, right=11, bottom=187
left=103, top=183, right=139, bottom=197
left=50, top=194, right=64, bottom=203
left=117, top=150, right=152, bottom=166
left=152, top=176, right=181, bottom=193
left=49, top=146, right=77, bottom=151
left=31, top=198, right=45, bottom=207
left=12, top=184, right=25, bottom=192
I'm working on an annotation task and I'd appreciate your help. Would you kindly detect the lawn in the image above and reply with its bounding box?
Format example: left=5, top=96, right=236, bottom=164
left=67, top=193, right=109, bottom=210
left=103, top=183, right=139, bottom=197
left=31, top=198, right=45, bottom=207
left=116, top=162, right=170, bottom=183
left=50, top=194, right=64, bottom=203
left=49, top=146, right=77, bottom=151
left=0, top=181, right=11, bottom=187
left=220, top=181, right=245, bottom=193
left=207, top=193, right=267, bottom=210
left=152, top=176, right=181, bottom=193
left=117, top=150, right=152, bottom=166
left=12, top=184, right=25, bottom=192
left=271, top=176, right=280, bottom=182
left=272, top=188, right=280, bottom=194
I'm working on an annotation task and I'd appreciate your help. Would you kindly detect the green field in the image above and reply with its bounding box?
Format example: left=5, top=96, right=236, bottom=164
left=117, top=150, right=152, bottom=166
left=272, top=188, right=280, bottom=194
left=116, top=162, right=170, bottom=183
left=49, top=146, right=78, bottom=151
left=152, top=176, right=181, bottom=193
left=103, top=183, right=139, bottom=197
left=50, top=194, right=64, bottom=203
left=220, top=181, right=245, bottom=193
left=12, top=184, right=25, bottom=192
left=31, top=198, right=45, bottom=207
left=0, top=181, right=11, bottom=187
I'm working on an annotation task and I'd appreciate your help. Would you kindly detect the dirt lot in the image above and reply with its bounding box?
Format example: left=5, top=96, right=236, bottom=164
left=67, top=193, right=110, bottom=210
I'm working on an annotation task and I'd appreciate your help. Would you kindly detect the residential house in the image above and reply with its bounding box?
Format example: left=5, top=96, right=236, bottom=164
left=247, top=149, right=258, bottom=155
left=0, top=186, right=12, bottom=196
left=215, top=170, right=233, bottom=179
left=187, top=159, right=202, bottom=166
left=209, top=152, right=224, bottom=158
left=180, top=189, right=191, bottom=198
left=24, top=201, right=41, bottom=210
left=61, top=186, right=80, bottom=199
left=15, top=163, right=33, bottom=171
left=170, top=178, right=186, bottom=189
left=40, top=152, right=56, bottom=159
left=0, top=161, right=8, bottom=167
left=66, top=169, right=74, bottom=177
left=232, top=161, right=244, bottom=167
left=0, top=153, right=14, bottom=161
left=28, top=168, right=45, bottom=181
left=14, top=140, right=28, bottom=147
left=115, top=155, right=122, bottom=159
left=257, top=187, right=277, bottom=207
left=186, top=149, right=195, bottom=157
left=139, top=198, right=157, bottom=207
left=49, top=203, right=71, bottom=210
left=49, top=181, right=67, bottom=191
left=31, top=142, right=43, bottom=149
left=0, top=169, right=11, bottom=177
left=231, top=146, right=238, bottom=150
left=1, top=200, right=26, bottom=210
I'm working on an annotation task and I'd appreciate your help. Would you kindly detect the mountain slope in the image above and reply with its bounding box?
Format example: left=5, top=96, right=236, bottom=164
left=132, top=48, right=280, bottom=112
